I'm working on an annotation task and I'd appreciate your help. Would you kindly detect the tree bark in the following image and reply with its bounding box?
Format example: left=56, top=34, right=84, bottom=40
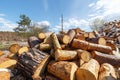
left=92, top=51, right=120, bottom=68
left=76, top=59, right=100, bottom=80
left=72, top=39, right=112, bottom=54
left=28, top=36, right=40, bottom=48
left=47, top=61, right=78, bottom=80
left=16, top=48, right=50, bottom=79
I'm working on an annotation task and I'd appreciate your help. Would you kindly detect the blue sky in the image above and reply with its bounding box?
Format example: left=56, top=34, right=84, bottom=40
left=0, top=0, right=120, bottom=32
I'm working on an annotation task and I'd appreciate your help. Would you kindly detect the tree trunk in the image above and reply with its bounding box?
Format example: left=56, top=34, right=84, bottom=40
left=80, top=51, right=91, bottom=62
left=99, top=63, right=117, bottom=80
left=16, top=48, right=50, bottom=79
left=75, top=33, right=85, bottom=40
left=76, top=59, right=100, bottom=80
left=88, top=32, right=96, bottom=38
left=55, top=49, right=78, bottom=61
left=47, top=61, right=78, bottom=80
left=72, top=39, right=112, bottom=54
left=92, top=51, right=120, bottom=68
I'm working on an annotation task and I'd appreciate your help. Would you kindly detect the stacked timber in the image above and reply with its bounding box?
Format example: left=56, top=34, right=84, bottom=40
left=1, top=26, right=120, bottom=80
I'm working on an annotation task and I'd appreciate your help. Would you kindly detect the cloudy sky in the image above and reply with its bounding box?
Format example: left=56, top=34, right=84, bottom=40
left=0, top=0, right=120, bottom=32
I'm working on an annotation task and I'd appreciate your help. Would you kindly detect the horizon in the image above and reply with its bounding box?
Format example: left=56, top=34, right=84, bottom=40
left=0, top=0, right=120, bottom=32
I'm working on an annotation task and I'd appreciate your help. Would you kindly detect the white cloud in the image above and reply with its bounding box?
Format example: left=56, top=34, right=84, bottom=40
left=0, top=17, right=17, bottom=31
left=89, top=0, right=120, bottom=21
left=52, top=18, right=91, bottom=32
left=37, top=21, right=50, bottom=27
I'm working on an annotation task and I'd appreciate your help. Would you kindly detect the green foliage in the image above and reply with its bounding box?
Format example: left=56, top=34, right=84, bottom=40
left=14, top=14, right=31, bottom=33
left=90, top=18, right=105, bottom=31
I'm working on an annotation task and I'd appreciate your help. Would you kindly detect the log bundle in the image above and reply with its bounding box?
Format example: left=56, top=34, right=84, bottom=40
left=1, top=26, right=120, bottom=80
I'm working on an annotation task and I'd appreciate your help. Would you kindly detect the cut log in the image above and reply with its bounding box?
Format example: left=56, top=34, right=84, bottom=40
left=92, top=51, right=120, bottom=68
left=0, top=59, right=17, bottom=69
left=86, top=37, right=106, bottom=45
left=28, top=36, right=40, bottom=48
left=76, top=59, right=100, bottom=80
left=57, top=34, right=70, bottom=44
left=43, top=34, right=52, bottom=44
left=0, top=71, right=10, bottom=80
left=55, top=49, right=78, bottom=61
left=99, top=63, right=117, bottom=80
left=51, top=33, right=61, bottom=50
left=88, top=32, right=96, bottom=38
left=80, top=51, right=91, bottom=62
left=77, top=49, right=91, bottom=62
left=93, top=30, right=100, bottom=37
left=39, top=43, right=52, bottom=51
left=72, top=39, right=112, bottom=54
left=83, top=32, right=89, bottom=38
left=67, top=29, right=76, bottom=44
left=75, top=33, right=85, bottom=40
left=79, top=59, right=85, bottom=66
left=18, top=46, right=29, bottom=56
left=47, top=61, right=78, bottom=80
left=0, top=57, right=10, bottom=64
left=9, top=44, right=20, bottom=54
left=38, top=33, right=46, bottom=40
left=16, top=48, right=50, bottom=79
left=106, top=41, right=115, bottom=50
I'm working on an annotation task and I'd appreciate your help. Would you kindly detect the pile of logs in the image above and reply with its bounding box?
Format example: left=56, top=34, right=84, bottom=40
left=1, top=27, right=120, bottom=80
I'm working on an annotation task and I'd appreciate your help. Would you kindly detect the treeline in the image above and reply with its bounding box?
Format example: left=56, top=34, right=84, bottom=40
left=0, top=31, right=27, bottom=41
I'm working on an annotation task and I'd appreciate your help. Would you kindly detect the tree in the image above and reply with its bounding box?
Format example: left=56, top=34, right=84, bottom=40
left=90, top=18, right=105, bottom=31
left=14, top=14, right=31, bottom=33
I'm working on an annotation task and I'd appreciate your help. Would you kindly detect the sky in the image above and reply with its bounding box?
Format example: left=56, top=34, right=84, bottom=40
left=0, top=0, right=120, bottom=32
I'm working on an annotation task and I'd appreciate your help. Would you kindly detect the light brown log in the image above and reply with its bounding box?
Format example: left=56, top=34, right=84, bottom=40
left=38, top=32, right=46, bottom=40
left=77, top=49, right=91, bottom=62
left=57, top=34, right=70, bottom=44
left=0, top=59, right=17, bottom=69
left=51, top=33, right=62, bottom=50
left=88, top=32, right=96, bottom=38
left=74, top=28, right=82, bottom=33
left=0, top=57, right=10, bottom=64
left=18, top=46, right=29, bottom=56
left=99, top=63, right=117, bottom=80
left=92, top=51, right=120, bottom=68
left=80, top=51, right=91, bottom=62
left=79, top=59, right=85, bottom=66
left=75, top=33, right=85, bottom=40
left=76, top=59, right=100, bottom=80
left=17, top=48, right=50, bottom=79
left=55, top=49, right=78, bottom=61
left=72, top=39, right=112, bottom=54
left=48, top=61, right=78, bottom=80
left=28, top=36, right=40, bottom=48
left=86, top=37, right=106, bottom=45
left=39, top=43, right=52, bottom=50
left=83, top=32, right=89, bottom=38
left=0, top=71, right=10, bottom=80
left=9, top=44, right=20, bottom=54
left=43, top=34, right=52, bottom=44
left=67, top=29, right=76, bottom=44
